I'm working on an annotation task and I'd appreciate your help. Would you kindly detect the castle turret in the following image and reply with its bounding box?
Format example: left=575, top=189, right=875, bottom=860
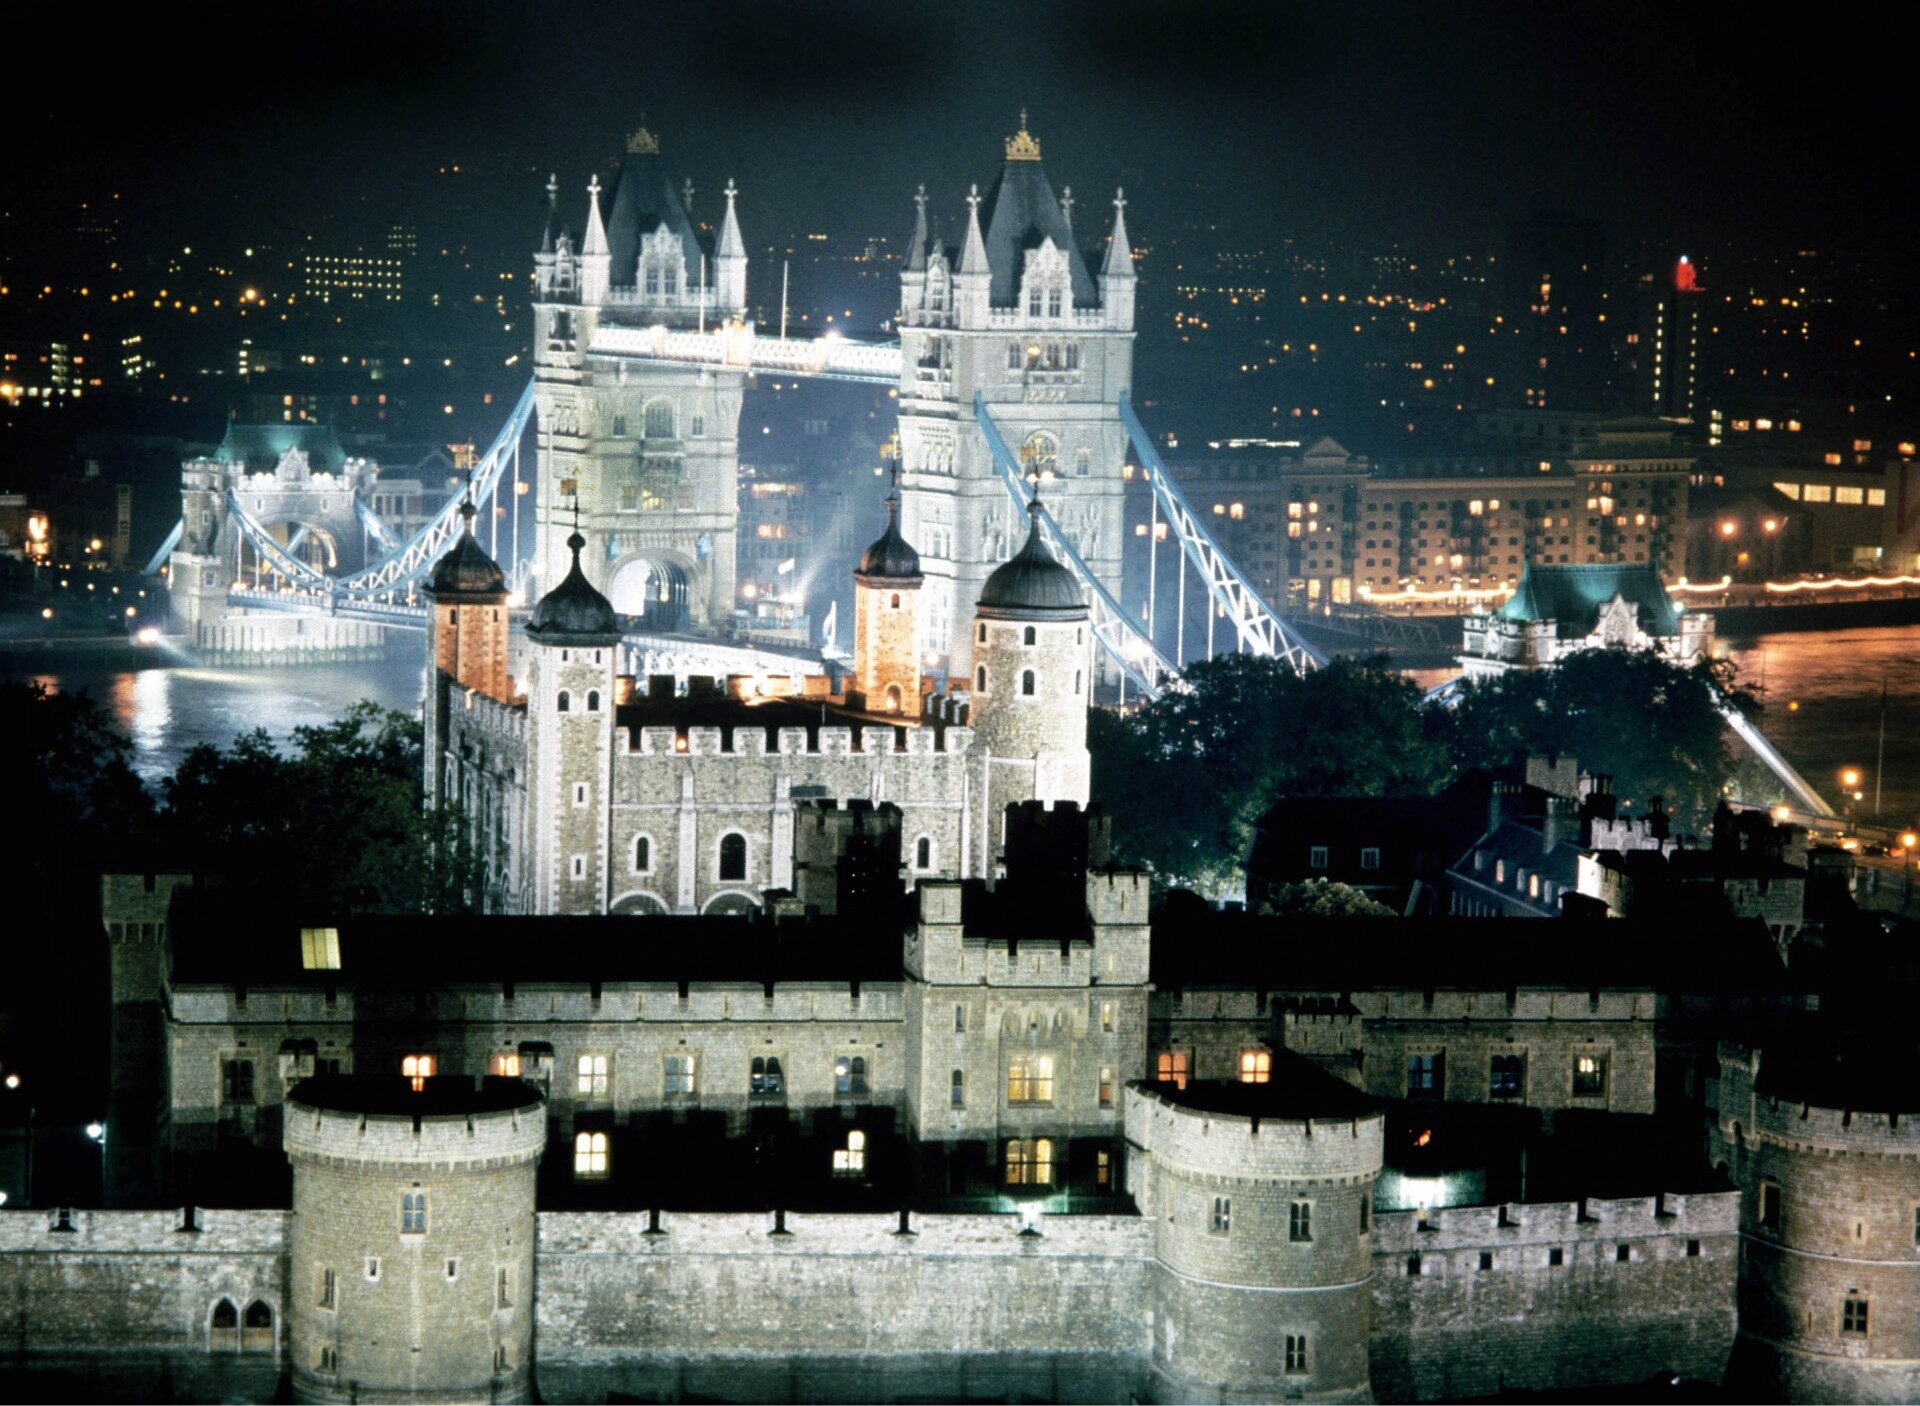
left=525, top=529, right=621, bottom=915
left=714, top=178, right=747, bottom=316
left=284, top=1076, right=544, bottom=1404
left=1100, top=187, right=1136, bottom=330
left=849, top=464, right=924, bottom=715
left=954, top=184, right=990, bottom=326
left=579, top=174, right=610, bottom=307
left=423, top=499, right=511, bottom=702
left=1127, top=1069, right=1384, bottom=1403
left=966, top=500, right=1091, bottom=874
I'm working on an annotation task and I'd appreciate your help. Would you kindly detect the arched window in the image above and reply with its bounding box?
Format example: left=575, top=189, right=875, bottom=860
left=751, top=1057, right=785, bottom=1096
left=557, top=690, right=571, bottom=713
left=884, top=683, right=903, bottom=713
left=1020, top=431, right=1059, bottom=479
left=210, top=1299, right=239, bottom=1352
left=915, top=836, right=932, bottom=869
left=834, top=1056, right=869, bottom=1096
left=242, top=1301, right=273, bottom=1353
left=586, top=690, right=600, bottom=712
left=718, top=832, right=747, bottom=882
left=633, top=835, right=651, bottom=873
left=1023, top=625, right=1036, bottom=646
left=950, top=1069, right=965, bottom=1108
left=644, top=401, right=675, bottom=438
left=833, top=1129, right=866, bottom=1177
left=573, top=1131, right=609, bottom=1180
left=977, top=622, right=987, bottom=644
left=1021, top=669, right=1036, bottom=696
left=975, top=665, right=988, bottom=693
left=1005, top=1138, right=1055, bottom=1186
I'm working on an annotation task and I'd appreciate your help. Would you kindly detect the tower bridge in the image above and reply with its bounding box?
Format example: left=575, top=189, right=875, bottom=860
left=166, top=117, right=1321, bottom=693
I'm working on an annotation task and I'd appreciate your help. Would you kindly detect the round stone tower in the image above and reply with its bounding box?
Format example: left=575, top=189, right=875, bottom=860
left=284, top=1075, right=546, bottom=1404
left=966, top=499, right=1091, bottom=873
left=1126, top=1068, right=1384, bottom=1404
left=1712, top=1043, right=1920, bottom=1404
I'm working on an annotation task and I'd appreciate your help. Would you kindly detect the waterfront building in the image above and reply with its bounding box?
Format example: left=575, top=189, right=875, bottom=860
left=1458, top=559, right=1712, bottom=679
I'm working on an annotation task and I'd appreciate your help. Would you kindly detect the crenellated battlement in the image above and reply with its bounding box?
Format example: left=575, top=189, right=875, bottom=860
left=456, top=685, right=529, bottom=742
left=619, top=722, right=972, bottom=757
left=1716, top=1045, right=1920, bottom=1154
left=284, top=1083, right=546, bottom=1169
left=1124, top=1084, right=1384, bottom=1181
left=1370, top=1190, right=1738, bottom=1253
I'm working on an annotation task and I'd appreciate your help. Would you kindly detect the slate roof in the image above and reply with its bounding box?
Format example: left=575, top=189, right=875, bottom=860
left=425, top=508, right=507, bottom=599
left=605, top=147, right=704, bottom=289
left=1496, top=561, right=1682, bottom=636
left=977, top=159, right=1097, bottom=308
left=527, top=532, right=619, bottom=642
left=978, top=507, right=1085, bottom=616
left=856, top=497, right=922, bottom=580
left=214, top=423, right=347, bottom=473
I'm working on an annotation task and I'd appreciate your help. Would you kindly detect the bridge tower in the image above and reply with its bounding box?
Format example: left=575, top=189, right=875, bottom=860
left=895, top=116, right=1136, bottom=669
left=530, top=127, right=748, bottom=634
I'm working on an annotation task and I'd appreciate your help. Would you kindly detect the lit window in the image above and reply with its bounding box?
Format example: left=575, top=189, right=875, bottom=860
left=577, top=1054, right=609, bottom=1096
left=491, top=1053, right=521, bottom=1078
left=572, top=1131, right=609, bottom=1179
left=1211, top=1196, right=1232, bottom=1234
left=1239, top=1049, right=1272, bottom=1084
left=1005, top=1138, right=1054, bottom=1186
left=401, top=1191, right=427, bottom=1235
left=1572, top=1052, right=1607, bottom=1098
left=1802, top=484, right=1833, bottom=502
left=1101, top=1001, right=1115, bottom=1033
left=1007, top=1057, right=1055, bottom=1103
left=833, top=1130, right=867, bottom=1177
left=664, top=1056, right=696, bottom=1097
left=1835, top=485, right=1865, bottom=505
left=1096, top=1150, right=1111, bottom=1186
left=1098, top=1066, right=1114, bottom=1107
left=1156, top=1051, right=1189, bottom=1090
left=300, top=927, right=341, bottom=970
left=402, top=1054, right=435, bottom=1092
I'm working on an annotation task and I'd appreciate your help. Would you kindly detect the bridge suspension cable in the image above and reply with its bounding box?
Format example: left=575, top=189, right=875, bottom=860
left=1118, top=394, right=1323, bottom=677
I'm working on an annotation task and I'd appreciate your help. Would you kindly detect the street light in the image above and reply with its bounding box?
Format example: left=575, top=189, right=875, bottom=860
left=1902, top=831, right=1918, bottom=911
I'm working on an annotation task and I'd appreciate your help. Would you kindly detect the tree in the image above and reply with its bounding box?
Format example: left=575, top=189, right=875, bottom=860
left=1256, top=879, right=1396, bottom=918
left=1090, top=655, right=1450, bottom=896
left=1446, top=647, right=1752, bottom=823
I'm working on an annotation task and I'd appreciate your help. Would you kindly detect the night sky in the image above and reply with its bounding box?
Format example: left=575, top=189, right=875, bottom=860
left=15, top=2, right=1916, bottom=263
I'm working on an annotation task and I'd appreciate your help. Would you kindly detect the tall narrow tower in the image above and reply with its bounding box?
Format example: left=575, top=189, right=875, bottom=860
left=422, top=500, right=512, bottom=809
left=529, top=125, right=746, bottom=633
left=895, top=116, right=1136, bottom=669
left=849, top=464, right=925, bottom=715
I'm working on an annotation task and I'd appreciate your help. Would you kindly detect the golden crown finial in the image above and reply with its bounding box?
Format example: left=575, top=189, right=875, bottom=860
left=1004, top=112, right=1041, bottom=163
left=627, top=126, right=660, bottom=156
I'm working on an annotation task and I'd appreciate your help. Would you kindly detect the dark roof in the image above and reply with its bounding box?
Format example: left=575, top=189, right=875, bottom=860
left=1497, top=561, right=1682, bottom=636
left=611, top=687, right=951, bottom=751
left=1139, top=1058, right=1378, bottom=1122
left=528, top=531, right=620, bottom=642
left=166, top=892, right=907, bottom=988
left=214, top=423, right=346, bottom=474
left=977, top=159, right=1097, bottom=308
left=605, top=143, right=702, bottom=289
left=425, top=507, right=507, bottom=599
left=1148, top=911, right=1787, bottom=996
left=1749, top=1035, right=1920, bottom=1115
left=856, top=495, right=922, bottom=581
left=290, top=1074, right=542, bottom=1118
left=977, top=506, right=1085, bottom=617
left=1381, top=1102, right=1728, bottom=1199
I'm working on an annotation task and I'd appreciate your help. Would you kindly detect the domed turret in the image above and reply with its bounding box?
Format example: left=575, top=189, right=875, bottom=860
left=527, top=530, right=620, bottom=644
left=426, top=500, right=508, bottom=600
left=977, top=502, right=1084, bottom=617
left=856, top=494, right=923, bottom=582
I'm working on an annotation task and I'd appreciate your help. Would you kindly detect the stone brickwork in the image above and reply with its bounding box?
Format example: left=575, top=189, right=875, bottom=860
left=527, top=639, right=619, bottom=915
left=283, top=1088, right=545, bottom=1403
left=1711, top=1046, right=1920, bottom=1404
left=1127, top=1084, right=1385, bottom=1403
left=1368, top=1192, right=1739, bottom=1399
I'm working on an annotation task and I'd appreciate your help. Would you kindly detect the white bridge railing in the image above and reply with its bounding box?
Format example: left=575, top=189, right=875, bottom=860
left=590, top=323, right=903, bottom=384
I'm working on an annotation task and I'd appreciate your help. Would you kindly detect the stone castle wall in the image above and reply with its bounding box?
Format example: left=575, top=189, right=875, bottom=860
left=1368, top=1192, right=1740, bottom=1400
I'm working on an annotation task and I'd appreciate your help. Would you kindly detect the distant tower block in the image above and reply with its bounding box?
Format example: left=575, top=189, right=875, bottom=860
left=284, top=1076, right=545, bottom=1405
left=895, top=116, right=1136, bottom=668
left=531, top=127, right=747, bottom=632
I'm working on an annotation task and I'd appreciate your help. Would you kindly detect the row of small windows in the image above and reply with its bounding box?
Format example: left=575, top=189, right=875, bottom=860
left=1208, top=1196, right=1318, bottom=1241
left=554, top=689, right=602, bottom=713
left=1405, top=1050, right=1607, bottom=1099
left=972, top=664, right=1081, bottom=698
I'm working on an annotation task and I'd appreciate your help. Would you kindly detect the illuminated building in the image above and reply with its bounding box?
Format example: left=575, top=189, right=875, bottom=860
left=301, top=252, right=404, bottom=304
left=1632, top=255, right=1703, bottom=419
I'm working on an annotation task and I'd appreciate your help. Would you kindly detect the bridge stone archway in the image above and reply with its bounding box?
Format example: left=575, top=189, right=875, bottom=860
left=609, top=552, right=695, bottom=634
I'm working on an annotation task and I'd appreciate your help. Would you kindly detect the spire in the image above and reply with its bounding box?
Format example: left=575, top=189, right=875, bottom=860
left=906, top=184, right=929, bottom=273
left=582, top=173, right=608, bottom=258
left=1102, top=187, right=1133, bottom=279
left=959, top=184, right=988, bottom=276
left=1005, top=110, right=1042, bottom=163
left=718, top=179, right=745, bottom=258
left=1060, top=185, right=1074, bottom=238
left=539, top=173, right=560, bottom=253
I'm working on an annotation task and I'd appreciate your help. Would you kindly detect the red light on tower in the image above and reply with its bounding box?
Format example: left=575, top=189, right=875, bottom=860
left=1674, top=255, right=1700, bottom=293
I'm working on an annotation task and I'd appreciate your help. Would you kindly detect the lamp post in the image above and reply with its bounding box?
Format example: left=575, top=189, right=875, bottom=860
left=1902, top=831, right=1918, bottom=912
left=1840, top=768, right=1863, bottom=830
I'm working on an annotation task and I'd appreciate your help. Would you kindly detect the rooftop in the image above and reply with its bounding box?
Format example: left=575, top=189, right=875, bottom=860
left=1139, top=1058, right=1378, bottom=1122
left=1496, top=560, right=1683, bottom=637
left=289, top=1074, right=543, bottom=1118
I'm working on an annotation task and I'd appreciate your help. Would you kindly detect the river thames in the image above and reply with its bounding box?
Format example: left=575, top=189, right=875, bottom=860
left=10, top=622, right=1920, bottom=826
